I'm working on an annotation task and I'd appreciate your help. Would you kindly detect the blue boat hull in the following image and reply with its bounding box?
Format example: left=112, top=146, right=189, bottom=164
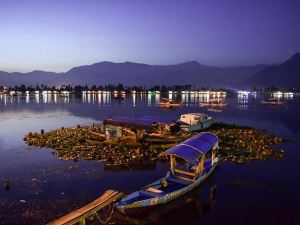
left=116, top=162, right=218, bottom=213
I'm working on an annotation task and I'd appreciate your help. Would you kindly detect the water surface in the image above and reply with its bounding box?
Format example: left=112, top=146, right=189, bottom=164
left=0, top=92, right=299, bottom=225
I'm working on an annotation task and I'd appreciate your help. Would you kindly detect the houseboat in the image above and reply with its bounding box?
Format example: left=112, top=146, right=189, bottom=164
left=199, top=98, right=228, bottom=108
left=179, top=113, right=213, bottom=132
left=158, top=98, right=182, bottom=107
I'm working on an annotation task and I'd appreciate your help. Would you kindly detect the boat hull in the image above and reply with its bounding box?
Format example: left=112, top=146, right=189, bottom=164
left=181, top=120, right=213, bottom=132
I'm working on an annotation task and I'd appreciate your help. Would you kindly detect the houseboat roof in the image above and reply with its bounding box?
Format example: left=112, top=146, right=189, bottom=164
left=138, top=116, right=174, bottom=124
left=162, top=132, right=218, bottom=165
left=103, top=115, right=174, bottom=130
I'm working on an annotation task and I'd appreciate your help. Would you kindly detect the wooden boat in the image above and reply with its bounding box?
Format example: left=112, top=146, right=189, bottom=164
left=158, top=98, right=182, bottom=107
left=261, top=98, right=285, bottom=105
left=199, top=98, right=228, bottom=108
left=115, top=132, right=219, bottom=214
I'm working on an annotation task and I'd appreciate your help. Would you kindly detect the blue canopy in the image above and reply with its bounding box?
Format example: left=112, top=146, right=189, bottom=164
left=162, top=132, right=218, bottom=165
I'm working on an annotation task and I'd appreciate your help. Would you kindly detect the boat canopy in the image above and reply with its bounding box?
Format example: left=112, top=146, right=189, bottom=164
left=162, top=132, right=218, bottom=165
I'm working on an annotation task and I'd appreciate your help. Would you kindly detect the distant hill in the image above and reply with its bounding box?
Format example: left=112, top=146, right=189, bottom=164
left=249, top=53, right=300, bottom=88
left=0, top=70, right=62, bottom=87
left=0, top=61, right=267, bottom=88
left=59, top=61, right=267, bottom=88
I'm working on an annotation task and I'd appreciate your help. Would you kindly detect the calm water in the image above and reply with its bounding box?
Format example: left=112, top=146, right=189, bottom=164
left=0, top=92, right=300, bottom=225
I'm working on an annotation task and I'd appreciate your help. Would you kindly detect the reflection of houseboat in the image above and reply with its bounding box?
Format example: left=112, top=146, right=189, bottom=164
left=207, top=108, right=222, bottom=113
left=116, top=132, right=219, bottom=213
left=179, top=113, right=213, bottom=132
left=113, top=91, right=125, bottom=100
left=60, top=91, right=70, bottom=98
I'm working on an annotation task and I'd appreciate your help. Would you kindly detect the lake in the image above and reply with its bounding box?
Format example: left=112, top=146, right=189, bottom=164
left=0, top=92, right=299, bottom=225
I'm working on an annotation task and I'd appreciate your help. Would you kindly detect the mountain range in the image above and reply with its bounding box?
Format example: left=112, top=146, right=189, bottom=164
left=1, top=53, right=299, bottom=88
left=248, top=53, right=300, bottom=88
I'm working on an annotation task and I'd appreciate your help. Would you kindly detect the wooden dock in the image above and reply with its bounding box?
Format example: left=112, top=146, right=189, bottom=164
left=48, top=190, right=124, bottom=225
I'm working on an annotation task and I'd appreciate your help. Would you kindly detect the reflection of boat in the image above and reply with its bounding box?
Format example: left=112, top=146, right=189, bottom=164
left=179, top=113, right=213, bottom=132
left=199, top=98, right=228, bottom=107
left=261, top=98, right=285, bottom=105
left=113, top=91, right=125, bottom=100
left=207, top=108, right=222, bottom=113
left=60, top=94, right=69, bottom=98
left=116, top=132, right=219, bottom=213
left=104, top=161, right=156, bottom=172
left=143, top=184, right=217, bottom=224
left=158, top=98, right=182, bottom=107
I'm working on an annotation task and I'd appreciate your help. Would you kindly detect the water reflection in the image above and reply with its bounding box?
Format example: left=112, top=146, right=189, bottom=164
left=26, top=93, right=29, bottom=104
left=138, top=183, right=218, bottom=225
left=238, top=91, right=249, bottom=111
left=82, top=91, right=111, bottom=106
left=0, top=92, right=297, bottom=111
left=148, top=92, right=152, bottom=106
left=0, top=90, right=300, bottom=225
left=35, top=93, right=40, bottom=104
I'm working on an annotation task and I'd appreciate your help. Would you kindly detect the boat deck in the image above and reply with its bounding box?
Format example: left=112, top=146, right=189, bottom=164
left=121, top=177, right=190, bottom=205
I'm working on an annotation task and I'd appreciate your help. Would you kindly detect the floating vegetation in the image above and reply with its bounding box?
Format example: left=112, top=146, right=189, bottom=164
left=207, top=123, right=285, bottom=163
left=24, top=122, right=285, bottom=165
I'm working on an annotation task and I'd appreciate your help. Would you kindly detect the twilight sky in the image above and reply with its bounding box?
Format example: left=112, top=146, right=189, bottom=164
left=0, top=0, right=300, bottom=72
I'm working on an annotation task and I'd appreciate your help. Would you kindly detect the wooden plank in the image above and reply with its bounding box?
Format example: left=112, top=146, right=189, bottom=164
left=174, top=168, right=195, bottom=177
left=48, top=190, right=123, bottom=225
left=175, top=175, right=195, bottom=183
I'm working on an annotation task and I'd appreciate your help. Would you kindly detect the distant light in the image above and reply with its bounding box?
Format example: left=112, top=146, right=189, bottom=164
left=238, top=91, right=250, bottom=95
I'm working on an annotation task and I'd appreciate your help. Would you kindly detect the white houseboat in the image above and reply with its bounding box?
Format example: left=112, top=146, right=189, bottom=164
left=179, top=113, right=213, bottom=132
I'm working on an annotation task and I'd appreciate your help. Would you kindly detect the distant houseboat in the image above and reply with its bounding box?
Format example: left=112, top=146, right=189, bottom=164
left=179, top=113, right=213, bottom=132
left=261, top=98, right=285, bottom=105
left=199, top=98, right=228, bottom=108
left=158, top=98, right=182, bottom=108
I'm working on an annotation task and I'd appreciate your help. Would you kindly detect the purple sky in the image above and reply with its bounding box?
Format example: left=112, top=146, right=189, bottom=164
left=0, top=0, right=300, bottom=72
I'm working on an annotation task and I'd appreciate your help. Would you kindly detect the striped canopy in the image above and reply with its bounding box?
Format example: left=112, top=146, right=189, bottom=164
left=163, top=132, right=218, bottom=165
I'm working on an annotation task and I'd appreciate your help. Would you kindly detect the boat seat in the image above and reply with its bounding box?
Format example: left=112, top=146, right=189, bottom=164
left=145, top=187, right=163, bottom=194
left=139, top=189, right=162, bottom=197
left=190, top=165, right=198, bottom=172
left=174, top=175, right=195, bottom=183
left=174, top=168, right=196, bottom=177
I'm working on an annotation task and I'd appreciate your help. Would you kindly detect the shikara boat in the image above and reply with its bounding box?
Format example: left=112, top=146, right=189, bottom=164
left=261, top=98, right=285, bottom=105
left=158, top=98, right=183, bottom=107
left=115, top=132, right=219, bottom=214
left=199, top=98, right=228, bottom=108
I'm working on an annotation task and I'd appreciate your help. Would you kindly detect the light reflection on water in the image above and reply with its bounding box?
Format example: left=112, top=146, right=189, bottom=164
left=0, top=92, right=300, bottom=225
